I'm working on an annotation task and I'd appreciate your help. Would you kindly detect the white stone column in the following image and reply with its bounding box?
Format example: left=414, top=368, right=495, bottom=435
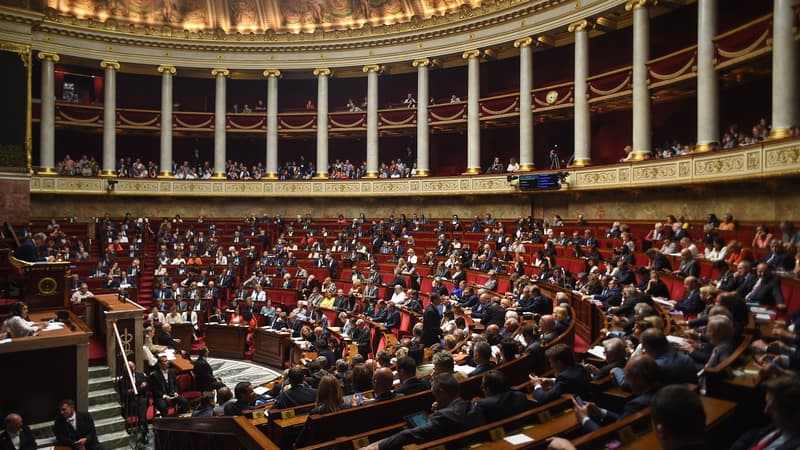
left=413, top=58, right=431, bottom=176
left=157, top=65, right=175, bottom=176
left=463, top=49, right=482, bottom=174
left=569, top=20, right=591, bottom=166
left=695, top=0, right=718, bottom=152
left=363, top=64, right=382, bottom=178
left=37, top=52, right=59, bottom=175
left=770, top=0, right=798, bottom=139
left=100, top=60, right=120, bottom=176
left=628, top=0, right=652, bottom=160
left=263, top=69, right=281, bottom=178
left=515, top=37, right=534, bottom=171
left=211, top=68, right=229, bottom=178
left=314, top=68, right=331, bottom=179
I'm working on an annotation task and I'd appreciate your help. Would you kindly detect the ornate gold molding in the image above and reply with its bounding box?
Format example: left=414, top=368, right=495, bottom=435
left=362, top=64, right=383, bottom=74
left=313, top=68, right=332, bottom=77
left=462, top=49, right=482, bottom=59
left=412, top=58, right=433, bottom=68
left=625, top=0, right=657, bottom=11
left=263, top=69, right=281, bottom=78
left=570, top=158, right=591, bottom=167
left=568, top=19, right=591, bottom=33
left=628, top=151, right=652, bottom=161
left=37, top=51, right=60, bottom=62
left=769, top=128, right=793, bottom=140
left=514, top=37, right=533, bottom=48
left=211, top=68, right=230, bottom=77
left=694, top=142, right=716, bottom=153
left=100, top=60, right=120, bottom=70
left=157, top=64, right=176, bottom=75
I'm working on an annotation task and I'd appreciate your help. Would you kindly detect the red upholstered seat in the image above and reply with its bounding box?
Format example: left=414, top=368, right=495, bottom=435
left=177, top=372, right=201, bottom=402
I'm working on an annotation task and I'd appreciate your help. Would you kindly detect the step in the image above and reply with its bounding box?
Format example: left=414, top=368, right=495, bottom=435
left=98, top=429, right=132, bottom=450
left=89, top=387, right=119, bottom=406
left=88, top=365, right=111, bottom=378
left=89, top=401, right=123, bottom=421
left=89, top=376, right=115, bottom=392
left=94, top=415, right=128, bottom=436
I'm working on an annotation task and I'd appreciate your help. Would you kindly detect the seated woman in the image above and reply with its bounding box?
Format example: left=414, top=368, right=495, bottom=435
left=296, top=375, right=348, bottom=447
left=260, top=299, right=276, bottom=324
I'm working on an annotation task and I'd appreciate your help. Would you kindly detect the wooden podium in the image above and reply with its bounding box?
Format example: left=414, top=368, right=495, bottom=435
left=87, top=294, right=146, bottom=376
left=204, top=324, right=248, bottom=359
left=3, top=249, right=69, bottom=311
left=253, top=328, right=291, bottom=367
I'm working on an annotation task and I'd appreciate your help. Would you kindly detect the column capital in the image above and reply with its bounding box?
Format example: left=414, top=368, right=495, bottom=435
left=462, top=49, right=482, bottom=59
left=625, top=0, right=657, bottom=11
left=100, top=60, right=120, bottom=71
left=362, top=64, right=384, bottom=74
left=412, top=57, right=434, bottom=68
left=37, top=51, right=60, bottom=62
left=313, top=67, right=332, bottom=77
left=513, top=37, right=533, bottom=48
left=211, top=68, right=230, bottom=77
left=568, top=19, right=592, bottom=33
left=263, top=69, right=282, bottom=78
left=157, top=64, right=176, bottom=75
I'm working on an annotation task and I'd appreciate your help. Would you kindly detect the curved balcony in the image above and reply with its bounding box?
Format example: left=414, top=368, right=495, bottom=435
left=29, top=137, right=800, bottom=197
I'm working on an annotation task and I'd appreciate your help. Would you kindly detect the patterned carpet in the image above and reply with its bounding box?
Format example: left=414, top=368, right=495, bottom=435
left=205, top=357, right=283, bottom=388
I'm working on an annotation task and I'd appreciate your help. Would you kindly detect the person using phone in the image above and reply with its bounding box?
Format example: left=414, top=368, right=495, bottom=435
left=573, top=355, right=661, bottom=433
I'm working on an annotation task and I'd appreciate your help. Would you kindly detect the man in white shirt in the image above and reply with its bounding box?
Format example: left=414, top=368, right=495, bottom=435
left=1, top=413, right=37, bottom=450
left=70, top=283, right=94, bottom=304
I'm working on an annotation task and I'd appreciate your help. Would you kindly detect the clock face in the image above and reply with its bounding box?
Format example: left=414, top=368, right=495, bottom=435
left=546, top=90, right=559, bottom=105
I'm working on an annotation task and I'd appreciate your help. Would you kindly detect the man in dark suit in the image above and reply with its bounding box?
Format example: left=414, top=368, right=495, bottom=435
left=733, top=261, right=757, bottom=296
left=1, top=413, right=37, bottom=450
left=467, top=341, right=497, bottom=377
left=530, top=343, right=591, bottom=404
left=223, top=382, right=257, bottom=416
left=149, top=355, right=189, bottom=417
left=364, top=373, right=485, bottom=450
left=53, top=399, right=104, bottom=450
left=473, top=370, right=535, bottom=422
left=517, top=286, right=553, bottom=315
left=730, top=376, right=800, bottom=450
left=762, top=239, right=795, bottom=272
left=645, top=248, right=672, bottom=272
left=673, top=276, right=704, bottom=315
left=575, top=355, right=660, bottom=432
left=271, top=368, right=317, bottom=410
left=354, top=319, right=372, bottom=358
left=13, top=233, right=49, bottom=263
left=157, top=324, right=182, bottom=352
left=651, top=385, right=707, bottom=450
left=745, top=263, right=786, bottom=310
left=481, top=297, right=506, bottom=328
left=674, top=248, right=700, bottom=278
left=122, top=361, right=150, bottom=442
left=422, top=294, right=442, bottom=347
left=382, top=302, right=401, bottom=331
left=394, top=356, right=431, bottom=396
left=614, top=329, right=696, bottom=388
left=194, top=347, right=225, bottom=392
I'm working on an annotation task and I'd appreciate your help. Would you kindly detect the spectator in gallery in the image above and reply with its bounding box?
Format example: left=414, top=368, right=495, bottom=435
left=402, top=93, right=417, bottom=108
left=305, top=100, right=315, bottom=110
left=450, top=94, right=461, bottom=103
left=506, top=157, right=520, bottom=172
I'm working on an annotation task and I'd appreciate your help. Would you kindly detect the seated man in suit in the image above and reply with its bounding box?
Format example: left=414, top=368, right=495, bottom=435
left=157, top=323, right=183, bottom=352
left=194, top=347, right=225, bottom=392
left=674, top=248, right=700, bottom=278
left=13, top=232, right=50, bottom=263
left=672, top=276, right=704, bottom=315
left=122, top=361, right=150, bottom=442
left=730, top=376, right=800, bottom=450
left=364, top=367, right=403, bottom=404
left=467, top=341, right=497, bottom=377
left=614, top=328, right=697, bottom=388
left=382, top=302, right=401, bottom=331
left=53, top=399, right=104, bottom=450
left=530, top=343, right=592, bottom=404
left=394, top=356, right=431, bottom=396
left=149, top=355, right=189, bottom=417
left=473, top=370, right=535, bottom=422
left=223, top=382, right=257, bottom=416
left=363, top=373, right=485, bottom=450
left=745, top=263, right=786, bottom=311
left=575, top=355, right=661, bottom=432
left=271, top=367, right=317, bottom=410
left=1, top=413, right=37, bottom=450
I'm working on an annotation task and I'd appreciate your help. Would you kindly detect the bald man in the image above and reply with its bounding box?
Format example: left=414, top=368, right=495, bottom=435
left=367, top=367, right=403, bottom=403
left=1, top=413, right=37, bottom=450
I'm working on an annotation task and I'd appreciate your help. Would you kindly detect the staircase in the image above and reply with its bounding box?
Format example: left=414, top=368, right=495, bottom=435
left=137, top=240, right=158, bottom=308
left=28, top=366, right=137, bottom=450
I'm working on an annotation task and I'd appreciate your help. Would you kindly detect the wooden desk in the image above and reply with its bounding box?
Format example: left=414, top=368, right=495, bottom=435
left=204, top=323, right=248, bottom=359
left=0, top=310, right=91, bottom=424
left=171, top=353, right=194, bottom=372
left=171, top=323, right=195, bottom=353
left=253, top=327, right=292, bottom=367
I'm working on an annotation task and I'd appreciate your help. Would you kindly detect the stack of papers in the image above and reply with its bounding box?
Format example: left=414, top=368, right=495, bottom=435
left=587, top=345, right=606, bottom=360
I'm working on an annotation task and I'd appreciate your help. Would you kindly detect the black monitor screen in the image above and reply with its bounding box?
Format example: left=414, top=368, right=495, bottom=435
left=518, top=174, right=561, bottom=190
